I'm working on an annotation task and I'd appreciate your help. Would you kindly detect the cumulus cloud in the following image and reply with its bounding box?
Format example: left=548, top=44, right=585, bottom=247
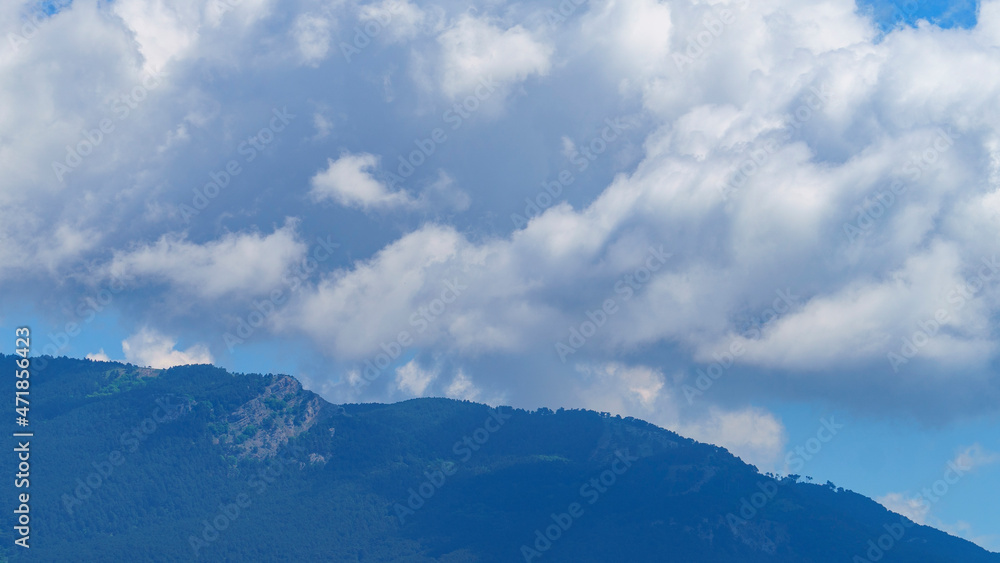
left=952, top=443, right=1000, bottom=471
left=877, top=489, right=997, bottom=549
left=5, top=0, right=1000, bottom=546
left=435, top=13, right=553, bottom=98
left=110, top=0, right=200, bottom=71
left=568, top=362, right=787, bottom=468
left=358, top=0, right=426, bottom=44
left=878, top=479, right=998, bottom=551
left=261, top=0, right=1000, bottom=421
left=4, top=0, right=1000, bottom=443
left=578, top=0, right=675, bottom=78
left=122, top=327, right=213, bottom=368
left=312, top=113, right=333, bottom=139
left=725, top=241, right=995, bottom=371
left=443, top=369, right=505, bottom=406
left=877, top=491, right=930, bottom=524
left=273, top=224, right=464, bottom=357
left=675, top=407, right=788, bottom=469
left=574, top=362, right=665, bottom=411
left=876, top=444, right=999, bottom=549
left=445, top=370, right=480, bottom=401
left=395, top=358, right=437, bottom=396
left=110, top=0, right=276, bottom=71
left=86, top=349, right=112, bottom=362
left=293, top=12, right=335, bottom=66
left=108, top=222, right=307, bottom=299
left=310, top=153, right=416, bottom=210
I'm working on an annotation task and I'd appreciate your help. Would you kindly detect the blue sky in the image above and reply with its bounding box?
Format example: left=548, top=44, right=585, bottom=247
left=859, top=0, right=979, bottom=30
left=1, top=0, right=998, bottom=552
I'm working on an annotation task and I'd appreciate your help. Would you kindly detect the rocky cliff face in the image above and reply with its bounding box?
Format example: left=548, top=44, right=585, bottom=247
left=214, top=374, right=332, bottom=460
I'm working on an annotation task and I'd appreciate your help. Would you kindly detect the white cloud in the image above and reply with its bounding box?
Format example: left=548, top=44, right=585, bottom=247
left=309, top=153, right=416, bottom=210
left=395, top=359, right=437, bottom=396
left=3, top=0, right=1000, bottom=436
left=416, top=170, right=471, bottom=212
left=110, top=0, right=200, bottom=72
left=877, top=445, right=999, bottom=550
left=724, top=241, right=995, bottom=370
left=6, top=1, right=1000, bottom=540
left=579, top=0, right=675, bottom=78
left=275, top=0, right=1000, bottom=417
left=358, top=0, right=426, bottom=44
left=569, top=362, right=786, bottom=468
left=445, top=370, right=480, bottom=401
left=952, top=443, right=1000, bottom=471
left=121, top=327, right=213, bottom=368
left=36, top=224, right=102, bottom=273
left=675, top=407, right=788, bottom=469
left=274, top=224, right=464, bottom=357
left=108, top=222, right=307, bottom=299
left=293, top=13, right=334, bottom=66
left=877, top=491, right=930, bottom=525
left=312, top=113, right=333, bottom=139
left=86, top=349, right=112, bottom=362
left=878, top=486, right=997, bottom=550
left=435, top=14, right=552, bottom=98
left=575, top=362, right=665, bottom=411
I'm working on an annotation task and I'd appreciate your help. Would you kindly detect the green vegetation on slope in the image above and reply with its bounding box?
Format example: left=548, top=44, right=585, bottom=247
left=0, top=356, right=995, bottom=563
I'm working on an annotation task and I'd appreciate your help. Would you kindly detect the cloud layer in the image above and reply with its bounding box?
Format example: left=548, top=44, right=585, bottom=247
left=4, top=0, right=1000, bottom=475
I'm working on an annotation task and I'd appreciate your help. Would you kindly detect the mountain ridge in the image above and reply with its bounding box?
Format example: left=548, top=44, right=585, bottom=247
left=1, top=354, right=995, bottom=562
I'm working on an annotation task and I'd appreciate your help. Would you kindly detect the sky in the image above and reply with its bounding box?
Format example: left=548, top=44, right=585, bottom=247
left=1, top=0, right=998, bottom=552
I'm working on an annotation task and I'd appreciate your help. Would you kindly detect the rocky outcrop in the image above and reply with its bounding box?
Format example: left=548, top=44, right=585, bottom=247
left=218, top=374, right=329, bottom=460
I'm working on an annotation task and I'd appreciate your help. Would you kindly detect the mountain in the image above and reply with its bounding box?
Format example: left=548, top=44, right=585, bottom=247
left=1, top=355, right=995, bottom=562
